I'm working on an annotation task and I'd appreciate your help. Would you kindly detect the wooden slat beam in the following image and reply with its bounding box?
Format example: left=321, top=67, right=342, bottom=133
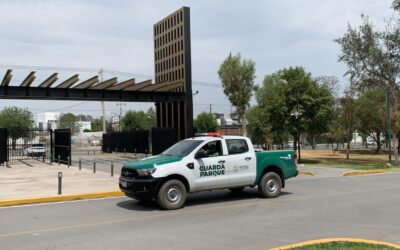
left=20, top=71, right=36, bottom=87
left=56, top=74, right=80, bottom=88
left=38, top=73, right=58, bottom=88
left=107, top=78, right=135, bottom=90
left=155, top=82, right=184, bottom=92
left=73, top=76, right=98, bottom=89
left=139, top=81, right=171, bottom=91
left=90, top=77, right=117, bottom=90
left=1, top=69, right=12, bottom=87
left=124, top=80, right=152, bottom=91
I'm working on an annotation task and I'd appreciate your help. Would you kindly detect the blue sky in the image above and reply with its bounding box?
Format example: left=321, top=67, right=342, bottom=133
left=0, top=0, right=394, bottom=118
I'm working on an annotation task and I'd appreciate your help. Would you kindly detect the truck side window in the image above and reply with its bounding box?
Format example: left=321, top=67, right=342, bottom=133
left=226, top=139, right=249, bottom=155
left=198, top=140, right=223, bottom=157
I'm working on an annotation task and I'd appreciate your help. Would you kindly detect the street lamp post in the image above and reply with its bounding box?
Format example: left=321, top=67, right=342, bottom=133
left=295, top=85, right=301, bottom=163
left=281, top=78, right=301, bottom=162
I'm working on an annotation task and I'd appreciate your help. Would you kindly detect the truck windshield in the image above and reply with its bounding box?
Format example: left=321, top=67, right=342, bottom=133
left=161, top=140, right=204, bottom=157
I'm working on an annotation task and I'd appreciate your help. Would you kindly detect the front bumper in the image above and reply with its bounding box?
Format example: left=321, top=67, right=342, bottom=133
left=119, top=176, right=161, bottom=199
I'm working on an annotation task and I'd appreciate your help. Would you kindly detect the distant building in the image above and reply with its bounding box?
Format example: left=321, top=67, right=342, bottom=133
left=77, top=121, right=92, bottom=132
left=35, top=112, right=60, bottom=131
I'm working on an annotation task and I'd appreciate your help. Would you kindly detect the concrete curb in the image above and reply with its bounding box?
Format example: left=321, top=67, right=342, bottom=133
left=298, top=171, right=316, bottom=176
left=0, top=191, right=124, bottom=207
left=270, top=237, right=400, bottom=249
left=342, top=169, right=385, bottom=176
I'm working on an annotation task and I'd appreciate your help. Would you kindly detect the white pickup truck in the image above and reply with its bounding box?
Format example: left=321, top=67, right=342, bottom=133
left=119, top=135, right=298, bottom=209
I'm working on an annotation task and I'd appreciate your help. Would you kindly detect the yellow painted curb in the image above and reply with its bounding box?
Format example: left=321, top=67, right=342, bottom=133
left=0, top=191, right=124, bottom=207
left=270, top=237, right=400, bottom=249
left=298, top=171, right=316, bottom=176
left=342, top=169, right=385, bottom=176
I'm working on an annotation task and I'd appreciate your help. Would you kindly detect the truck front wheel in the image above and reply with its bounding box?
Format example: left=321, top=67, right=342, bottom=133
left=258, top=172, right=282, bottom=198
left=157, top=179, right=187, bottom=210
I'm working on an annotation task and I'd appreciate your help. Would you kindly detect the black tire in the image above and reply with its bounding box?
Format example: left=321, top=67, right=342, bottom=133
left=229, top=187, right=245, bottom=193
left=258, top=172, right=282, bottom=198
left=156, top=179, right=187, bottom=210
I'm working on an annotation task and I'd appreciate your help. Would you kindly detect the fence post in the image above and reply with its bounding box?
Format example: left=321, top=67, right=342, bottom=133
left=58, top=155, right=60, bottom=165
left=42, top=154, right=45, bottom=163
left=58, top=172, right=62, bottom=195
left=93, top=160, right=96, bottom=173
left=79, top=159, right=81, bottom=170
left=68, top=156, right=70, bottom=168
left=111, top=161, right=114, bottom=177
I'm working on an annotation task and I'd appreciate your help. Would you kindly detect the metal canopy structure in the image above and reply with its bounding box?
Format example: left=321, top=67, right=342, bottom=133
left=0, top=70, right=184, bottom=102
left=0, top=6, right=193, bottom=141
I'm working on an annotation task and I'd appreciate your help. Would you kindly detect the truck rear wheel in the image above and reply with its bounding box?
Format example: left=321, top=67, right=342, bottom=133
left=157, top=179, right=187, bottom=210
left=258, top=172, right=282, bottom=198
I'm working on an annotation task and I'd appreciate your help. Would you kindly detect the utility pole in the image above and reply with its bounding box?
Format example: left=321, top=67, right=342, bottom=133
left=99, top=68, right=106, bottom=133
left=209, top=104, right=212, bottom=114
left=116, top=103, right=126, bottom=132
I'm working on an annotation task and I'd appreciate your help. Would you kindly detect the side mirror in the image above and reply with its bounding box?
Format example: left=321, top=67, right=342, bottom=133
left=195, top=150, right=208, bottom=159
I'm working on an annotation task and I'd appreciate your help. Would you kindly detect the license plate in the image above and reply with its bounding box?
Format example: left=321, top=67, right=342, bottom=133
left=120, top=180, right=127, bottom=188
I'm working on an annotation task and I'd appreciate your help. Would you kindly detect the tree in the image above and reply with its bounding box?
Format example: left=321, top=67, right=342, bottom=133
left=0, top=107, right=35, bottom=149
left=193, top=112, right=218, bottom=133
left=58, top=113, right=80, bottom=135
left=76, top=115, right=93, bottom=122
left=339, top=87, right=358, bottom=159
left=121, top=108, right=156, bottom=131
left=254, top=73, right=290, bottom=148
left=218, top=53, right=256, bottom=136
left=355, top=88, right=387, bottom=153
left=248, top=68, right=335, bottom=150
left=91, top=118, right=103, bottom=132
left=335, top=11, right=400, bottom=163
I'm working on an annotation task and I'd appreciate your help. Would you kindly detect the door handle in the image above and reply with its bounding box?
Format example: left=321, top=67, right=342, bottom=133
left=245, top=157, right=252, bottom=161
left=218, top=160, right=225, bottom=164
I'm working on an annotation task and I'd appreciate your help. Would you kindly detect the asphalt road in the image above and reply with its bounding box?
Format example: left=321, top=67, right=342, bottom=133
left=1, top=173, right=399, bottom=250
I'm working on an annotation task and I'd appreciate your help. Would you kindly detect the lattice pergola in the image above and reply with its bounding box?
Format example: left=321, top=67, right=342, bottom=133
left=0, top=69, right=184, bottom=102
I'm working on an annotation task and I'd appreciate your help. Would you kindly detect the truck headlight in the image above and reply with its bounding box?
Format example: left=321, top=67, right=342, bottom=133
left=136, top=168, right=156, bottom=176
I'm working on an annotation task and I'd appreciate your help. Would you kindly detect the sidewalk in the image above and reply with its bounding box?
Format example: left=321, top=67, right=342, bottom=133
left=0, top=163, right=120, bottom=201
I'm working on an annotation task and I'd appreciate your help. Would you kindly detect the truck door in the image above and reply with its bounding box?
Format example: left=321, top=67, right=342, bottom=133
left=191, top=139, right=229, bottom=191
left=224, top=138, right=257, bottom=186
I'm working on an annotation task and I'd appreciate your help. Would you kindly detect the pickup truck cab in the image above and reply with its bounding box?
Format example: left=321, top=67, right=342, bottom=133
left=119, top=135, right=298, bottom=209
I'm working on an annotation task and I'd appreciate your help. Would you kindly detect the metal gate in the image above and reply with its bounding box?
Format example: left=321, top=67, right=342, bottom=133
left=102, top=131, right=149, bottom=154
left=0, top=128, right=7, bottom=165
left=54, top=129, right=71, bottom=165
left=7, top=129, right=51, bottom=164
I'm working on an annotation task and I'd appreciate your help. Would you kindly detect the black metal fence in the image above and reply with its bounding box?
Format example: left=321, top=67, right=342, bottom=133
left=0, top=128, right=7, bottom=164
left=54, top=129, right=71, bottom=165
left=6, top=129, right=52, bottom=164
left=152, top=127, right=178, bottom=155
left=102, top=131, right=149, bottom=154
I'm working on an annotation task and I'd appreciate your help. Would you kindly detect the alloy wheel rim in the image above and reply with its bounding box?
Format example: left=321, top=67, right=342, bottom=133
left=266, top=179, right=278, bottom=192
left=167, top=186, right=181, bottom=203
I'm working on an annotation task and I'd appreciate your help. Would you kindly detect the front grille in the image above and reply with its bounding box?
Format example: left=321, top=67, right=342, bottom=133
left=121, top=167, right=137, bottom=178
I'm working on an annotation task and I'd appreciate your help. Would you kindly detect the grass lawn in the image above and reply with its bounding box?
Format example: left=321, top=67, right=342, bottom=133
left=300, top=149, right=400, bottom=170
left=290, top=242, right=398, bottom=249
